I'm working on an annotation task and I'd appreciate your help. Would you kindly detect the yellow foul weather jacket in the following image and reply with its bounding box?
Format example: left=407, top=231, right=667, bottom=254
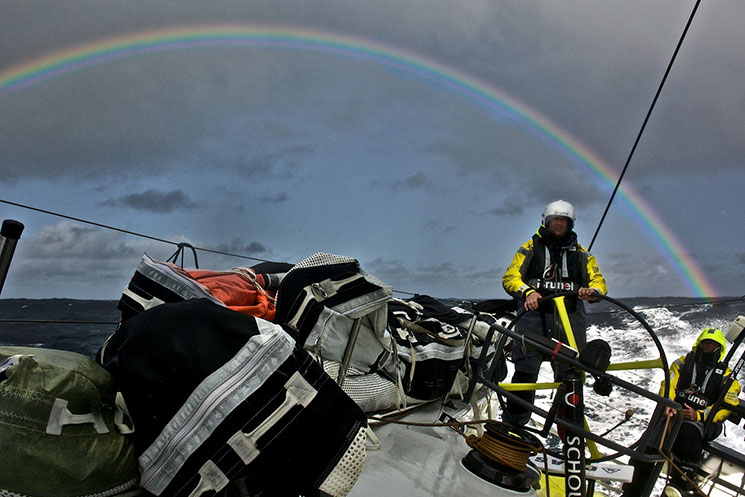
left=502, top=228, right=607, bottom=300
left=661, top=328, right=741, bottom=424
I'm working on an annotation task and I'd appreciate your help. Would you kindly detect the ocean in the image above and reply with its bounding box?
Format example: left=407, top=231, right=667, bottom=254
left=2, top=296, right=745, bottom=494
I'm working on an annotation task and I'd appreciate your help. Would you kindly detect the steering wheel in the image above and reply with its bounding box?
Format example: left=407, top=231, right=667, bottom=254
left=490, top=292, right=671, bottom=463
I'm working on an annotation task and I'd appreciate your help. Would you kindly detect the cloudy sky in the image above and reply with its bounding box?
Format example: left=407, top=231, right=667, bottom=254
left=1, top=0, right=743, bottom=301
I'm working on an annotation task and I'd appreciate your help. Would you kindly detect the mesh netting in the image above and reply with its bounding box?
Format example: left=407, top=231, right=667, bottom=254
left=322, top=361, right=400, bottom=413
left=290, top=253, right=357, bottom=272
left=318, top=426, right=368, bottom=497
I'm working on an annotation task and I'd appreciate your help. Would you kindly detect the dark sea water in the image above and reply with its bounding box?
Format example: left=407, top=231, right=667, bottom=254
left=0, top=298, right=120, bottom=358
left=2, top=296, right=741, bottom=358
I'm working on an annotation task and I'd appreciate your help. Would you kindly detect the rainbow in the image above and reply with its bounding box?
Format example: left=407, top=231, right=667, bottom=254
left=0, top=24, right=719, bottom=297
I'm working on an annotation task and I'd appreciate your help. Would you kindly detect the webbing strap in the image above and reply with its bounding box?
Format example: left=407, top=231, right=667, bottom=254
left=228, top=372, right=317, bottom=465
left=309, top=274, right=364, bottom=301
left=46, top=398, right=109, bottom=435
left=286, top=290, right=317, bottom=330
left=187, top=460, right=229, bottom=497
left=114, top=391, right=135, bottom=434
left=122, top=287, right=165, bottom=311
left=230, top=267, right=276, bottom=304
left=552, top=342, right=564, bottom=359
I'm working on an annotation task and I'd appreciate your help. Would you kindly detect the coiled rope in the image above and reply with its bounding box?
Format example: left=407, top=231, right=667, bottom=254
left=368, top=415, right=544, bottom=472
left=367, top=415, right=551, bottom=494
left=465, top=420, right=544, bottom=472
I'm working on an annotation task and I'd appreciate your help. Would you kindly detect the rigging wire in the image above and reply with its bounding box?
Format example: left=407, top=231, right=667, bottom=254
left=588, top=0, right=702, bottom=252
left=0, top=319, right=117, bottom=325
left=0, top=197, right=429, bottom=296
left=0, top=195, right=739, bottom=327
left=0, top=198, right=277, bottom=264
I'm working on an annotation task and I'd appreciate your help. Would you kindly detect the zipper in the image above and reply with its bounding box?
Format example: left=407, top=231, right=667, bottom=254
left=139, top=330, right=286, bottom=490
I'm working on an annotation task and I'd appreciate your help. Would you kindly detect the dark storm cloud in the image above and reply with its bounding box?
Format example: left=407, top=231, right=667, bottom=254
left=3, top=1, right=745, bottom=299
left=101, top=189, right=198, bottom=213
left=598, top=252, right=692, bottom=297
left=215, top=237, right=267, bottom=256
left=3, top=0, right=741, bottom=186
left=487, top=205, right=523, bottom=217
left=364, top=257, right=450, bottom=295
left=365, top=254, right=500, bottom=300
left=413, top=1, right=745, bottom=178
left=370, top=172, right=432, bottom=191
left=259, top=192, right=289, bottom=204
left=235, top=145, right=316, bottom=178
left=424, top=220, right=456, bottom=234
left=6, top=220, right=156, bottom=298
left=21, top=222, right=140, bottom=260
left=390, top=172, right=430, bottom=190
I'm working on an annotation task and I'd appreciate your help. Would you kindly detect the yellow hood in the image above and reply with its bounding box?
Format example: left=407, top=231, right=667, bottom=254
left=692, top=327, right=727, bottom=362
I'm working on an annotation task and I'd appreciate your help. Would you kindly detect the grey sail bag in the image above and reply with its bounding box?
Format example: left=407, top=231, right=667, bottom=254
left=275, top=253, right=398, bottom=380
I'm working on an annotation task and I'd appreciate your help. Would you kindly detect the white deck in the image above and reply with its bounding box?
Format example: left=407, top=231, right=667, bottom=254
left=349, top=402, right=538, bottom=497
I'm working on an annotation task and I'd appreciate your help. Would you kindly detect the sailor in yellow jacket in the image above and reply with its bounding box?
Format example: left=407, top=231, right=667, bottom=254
left=664, top=328, right=740, bottom=425
left=501, top=200, right=607, bottom=426
left=623, top=327, right=741, bottom=496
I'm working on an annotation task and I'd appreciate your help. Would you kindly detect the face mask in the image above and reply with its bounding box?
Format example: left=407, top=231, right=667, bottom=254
left=695, top=347, right=719, bottom=368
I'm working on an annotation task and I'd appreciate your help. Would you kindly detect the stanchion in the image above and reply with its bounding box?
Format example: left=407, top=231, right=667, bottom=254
left=562, top=367, right=587, bottom=497
left=0, top=219, right=24, bottom=295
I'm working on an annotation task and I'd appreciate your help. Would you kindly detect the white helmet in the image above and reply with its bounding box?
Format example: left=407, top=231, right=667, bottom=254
left=542, top=200, right=575, bottom=228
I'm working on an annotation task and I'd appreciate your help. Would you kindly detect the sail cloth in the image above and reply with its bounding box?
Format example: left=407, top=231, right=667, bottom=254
left=0, top=346, right=139, bottom=497
left=275, top=253, right=398, bottom=381
left=99, top=298, right=367, bottom=497
left=116, top=253, right=277, bottom=323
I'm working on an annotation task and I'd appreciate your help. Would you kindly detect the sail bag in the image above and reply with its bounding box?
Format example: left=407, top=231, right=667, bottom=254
left=117, top=253, right=277, bottom=323
left=388, top=295, right=496, bottom=400
left=98, top=298, right=367, bottom=497
left=275, top=253, right=397, bottom=380
left=0, top=346, right=139, bottom=497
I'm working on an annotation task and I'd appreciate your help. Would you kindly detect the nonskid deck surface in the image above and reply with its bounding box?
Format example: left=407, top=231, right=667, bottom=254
left=349, top=401, right=539, bottom=497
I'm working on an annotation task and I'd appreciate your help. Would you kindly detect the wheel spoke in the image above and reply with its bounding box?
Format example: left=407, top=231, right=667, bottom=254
left=553, top=296, right=579, bottom=350
left=607, top=358, right=665, bottom=371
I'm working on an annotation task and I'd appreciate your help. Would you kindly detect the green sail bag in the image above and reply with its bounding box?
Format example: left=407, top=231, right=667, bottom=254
left=0, top=346, right=140, bottom=497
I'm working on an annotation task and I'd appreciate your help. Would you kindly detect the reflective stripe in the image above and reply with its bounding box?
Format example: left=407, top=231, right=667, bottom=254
left=561, top=251, right=569, bottom=279
left=0, top=354, right=24, bottom=374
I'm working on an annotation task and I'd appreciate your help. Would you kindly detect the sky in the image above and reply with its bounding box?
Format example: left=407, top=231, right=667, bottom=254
left=1, top=0, right=744, bottom=301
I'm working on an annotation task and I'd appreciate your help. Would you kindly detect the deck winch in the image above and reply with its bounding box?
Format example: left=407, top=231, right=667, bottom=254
left=461, top=421, right=542, bottom=491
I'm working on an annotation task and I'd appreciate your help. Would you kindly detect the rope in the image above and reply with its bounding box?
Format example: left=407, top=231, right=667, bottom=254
left=589, top=0, right=702, bottom=251
left=466, top=421, right=544, bottom=472
left=368, top=415, right=543, bottom=470
left=368, top=415, right=550, bottom=494
left=658, top=413, right=708, bottom=497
